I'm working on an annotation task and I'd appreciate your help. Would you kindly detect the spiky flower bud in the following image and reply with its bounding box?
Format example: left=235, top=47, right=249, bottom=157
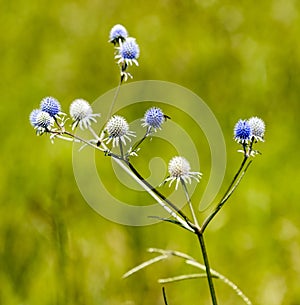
left=109, top=24, right=128, bottom=44
left=69, top=99, right=100, bottom=130
left=142, top=107, right=165, bottom=131
left=234, top=119, right=252, bottom=143
left=248, top=117, right=265, bottom=141
left=40, top=96, right=61, bottom=117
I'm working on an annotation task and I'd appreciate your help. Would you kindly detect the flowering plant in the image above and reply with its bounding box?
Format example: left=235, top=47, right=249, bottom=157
left=30, top=24, right=265, bottom=305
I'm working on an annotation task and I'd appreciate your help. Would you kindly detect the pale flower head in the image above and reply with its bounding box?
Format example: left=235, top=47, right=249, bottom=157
left=105, top=115, right=135, bottom=147
left=164, top=156, right=202, bottom=190
left=69, top=99, right=100, bottom=130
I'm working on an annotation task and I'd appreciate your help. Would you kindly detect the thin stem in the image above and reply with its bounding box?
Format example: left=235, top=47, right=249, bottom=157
left=162, top=287, right=169, bottom=305
left=201, top=154, right=249, bottom=233
left=88, top=126, right=102, bottom=142
left=107, top=79, right=122, bottom=121
left=62, top=128, right=193, bottom=230
left=116, top=159, right=194, bottom=231
left=127, top=127, right=151, bottom=156
left=159, top=273, right=211, bottom=283
left=219, top=161, right=252, bottom=205
left=197, top=233, right=218, bottom=305
left=220, top=156, right=248, bottom=204
left=126, top=161, right=197, bottom=232
left=181, top=179, right=199, bottom=228
left=119, top=140, right=124, bottom=159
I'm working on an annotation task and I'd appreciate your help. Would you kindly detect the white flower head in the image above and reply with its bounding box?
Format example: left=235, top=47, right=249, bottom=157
left=29, top=109, right=54, bottom=133
left=165, top=156, right=202, bottom=190
left=105, top=115, right=135, bottom=147
left=69, top=99, right=100, bottom=130
left=248, top=116, right=265, bottom=142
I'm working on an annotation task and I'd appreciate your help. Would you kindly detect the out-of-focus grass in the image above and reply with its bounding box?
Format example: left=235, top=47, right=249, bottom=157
left=0, top=0, right=299, bottom=304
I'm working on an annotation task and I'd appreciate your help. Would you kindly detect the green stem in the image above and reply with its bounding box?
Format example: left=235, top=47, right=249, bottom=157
left=201, top=155, right=248, bottom=233
left=127, top=127, right=151, bottom=156
left=181, top=179, right=199, bottom=228
left=107, top=79, right=122, bottom=121
left=126, top=161, right=197, bottom=232
left=197, top=233, right=218, bottom=305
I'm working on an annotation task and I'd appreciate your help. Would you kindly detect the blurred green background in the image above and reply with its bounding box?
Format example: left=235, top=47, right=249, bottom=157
left=1, top=0, right=299, bottom=304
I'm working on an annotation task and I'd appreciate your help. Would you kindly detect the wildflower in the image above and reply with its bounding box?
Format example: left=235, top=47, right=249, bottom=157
left=109, top=24, right=128, bottom=45
left=29, top=109, right=54, bottom=131
left=248, top=116, right=265, bottom=141
left=40, top=96, right=61, bottom=117
left=29, top=109, right=41, bottom=127
left=234, top=119, right=252, bottom=144
left=69, top=99, right=100, bottom=130
left=165, top=156, right=202, bottom=190
left=142, top=107, right=165, bottom=131
left=105, top=115, right=135, bottom=147
left=115, top=37, right=140, bottom=66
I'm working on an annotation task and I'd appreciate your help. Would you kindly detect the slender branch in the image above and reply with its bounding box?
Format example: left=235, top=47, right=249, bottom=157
left=147, top=248, right=252, bottom=305
left=119, top=141, right=124, bottom=159
left=60, top=127, right=194, bottom=231
left=187, top=260, right=252, bottom=305
left=181, top=179, right=199, bottom=227
left=197, top=233, right=218, bottom=305
left=50, top=130, right=105, bottom=153
left=201, top=158, right=252, bottom=233
left=126, top=161, right=197, bottom=232
left=113, top=159, right=194, bottom=231
left=159, top=273, right=211, bottom=283
left=220, top=156, right=248, bottom=204
left=162, top=287, right=169, bottom=305
left=107, top=79, right=122, bottom=121
left=127, top=128, right=151, bottom=156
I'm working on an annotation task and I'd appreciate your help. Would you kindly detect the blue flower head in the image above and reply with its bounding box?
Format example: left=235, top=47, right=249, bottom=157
left=116, top=37, right=140, bottom=66
left=29, top=109, right=41, bottom=127
left=40, top=96, right=61, bottom=117
left=142, top=107, right=165, bottom=131
left=109, top=24, right=128, bottom=45
left=30, top=109, right=54, bottom=130
left=234, top=119, right=252, bottom=143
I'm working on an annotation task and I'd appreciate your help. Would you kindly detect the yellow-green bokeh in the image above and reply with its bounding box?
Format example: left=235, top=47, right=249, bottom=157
left=0, top=0, right=299, bottom=304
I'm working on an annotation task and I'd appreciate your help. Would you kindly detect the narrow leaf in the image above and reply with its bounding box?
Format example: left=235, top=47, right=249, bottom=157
left=123, top=254, right=168, bottom=278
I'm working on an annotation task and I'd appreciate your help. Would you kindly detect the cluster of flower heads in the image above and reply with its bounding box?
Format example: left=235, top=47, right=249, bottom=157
left=29, top=97, right=100, bottom=134
left=29, top=97, right=61, bottom=132
left=29, top=23, right=267, bottom=196
left=234, top=116, right=265, bottom=144
left=109, top=24, right=140, bottom=81
left=104, top=106, right=166, bottom=147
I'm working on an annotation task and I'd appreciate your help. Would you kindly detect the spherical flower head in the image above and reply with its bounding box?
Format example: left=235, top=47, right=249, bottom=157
left=40, top=96, right=61, bottom=117
left=105, top=115, right=135, bottom=147
left=116, top=37, right=140, bottom=66
left=29, top=109, right=41, bottom=127
left=142, top=107, right=165, bottom=131
left=165, top=156, right=202, bottom=190
left=30, top=110, right=54, bottom=130
left=248, top=116, right=265, bottom=141
left=69, top=99, right=100, bottom=130
left=109, top=24, right=128, bottom=44
left=234, top=119, right=252, bottom=143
